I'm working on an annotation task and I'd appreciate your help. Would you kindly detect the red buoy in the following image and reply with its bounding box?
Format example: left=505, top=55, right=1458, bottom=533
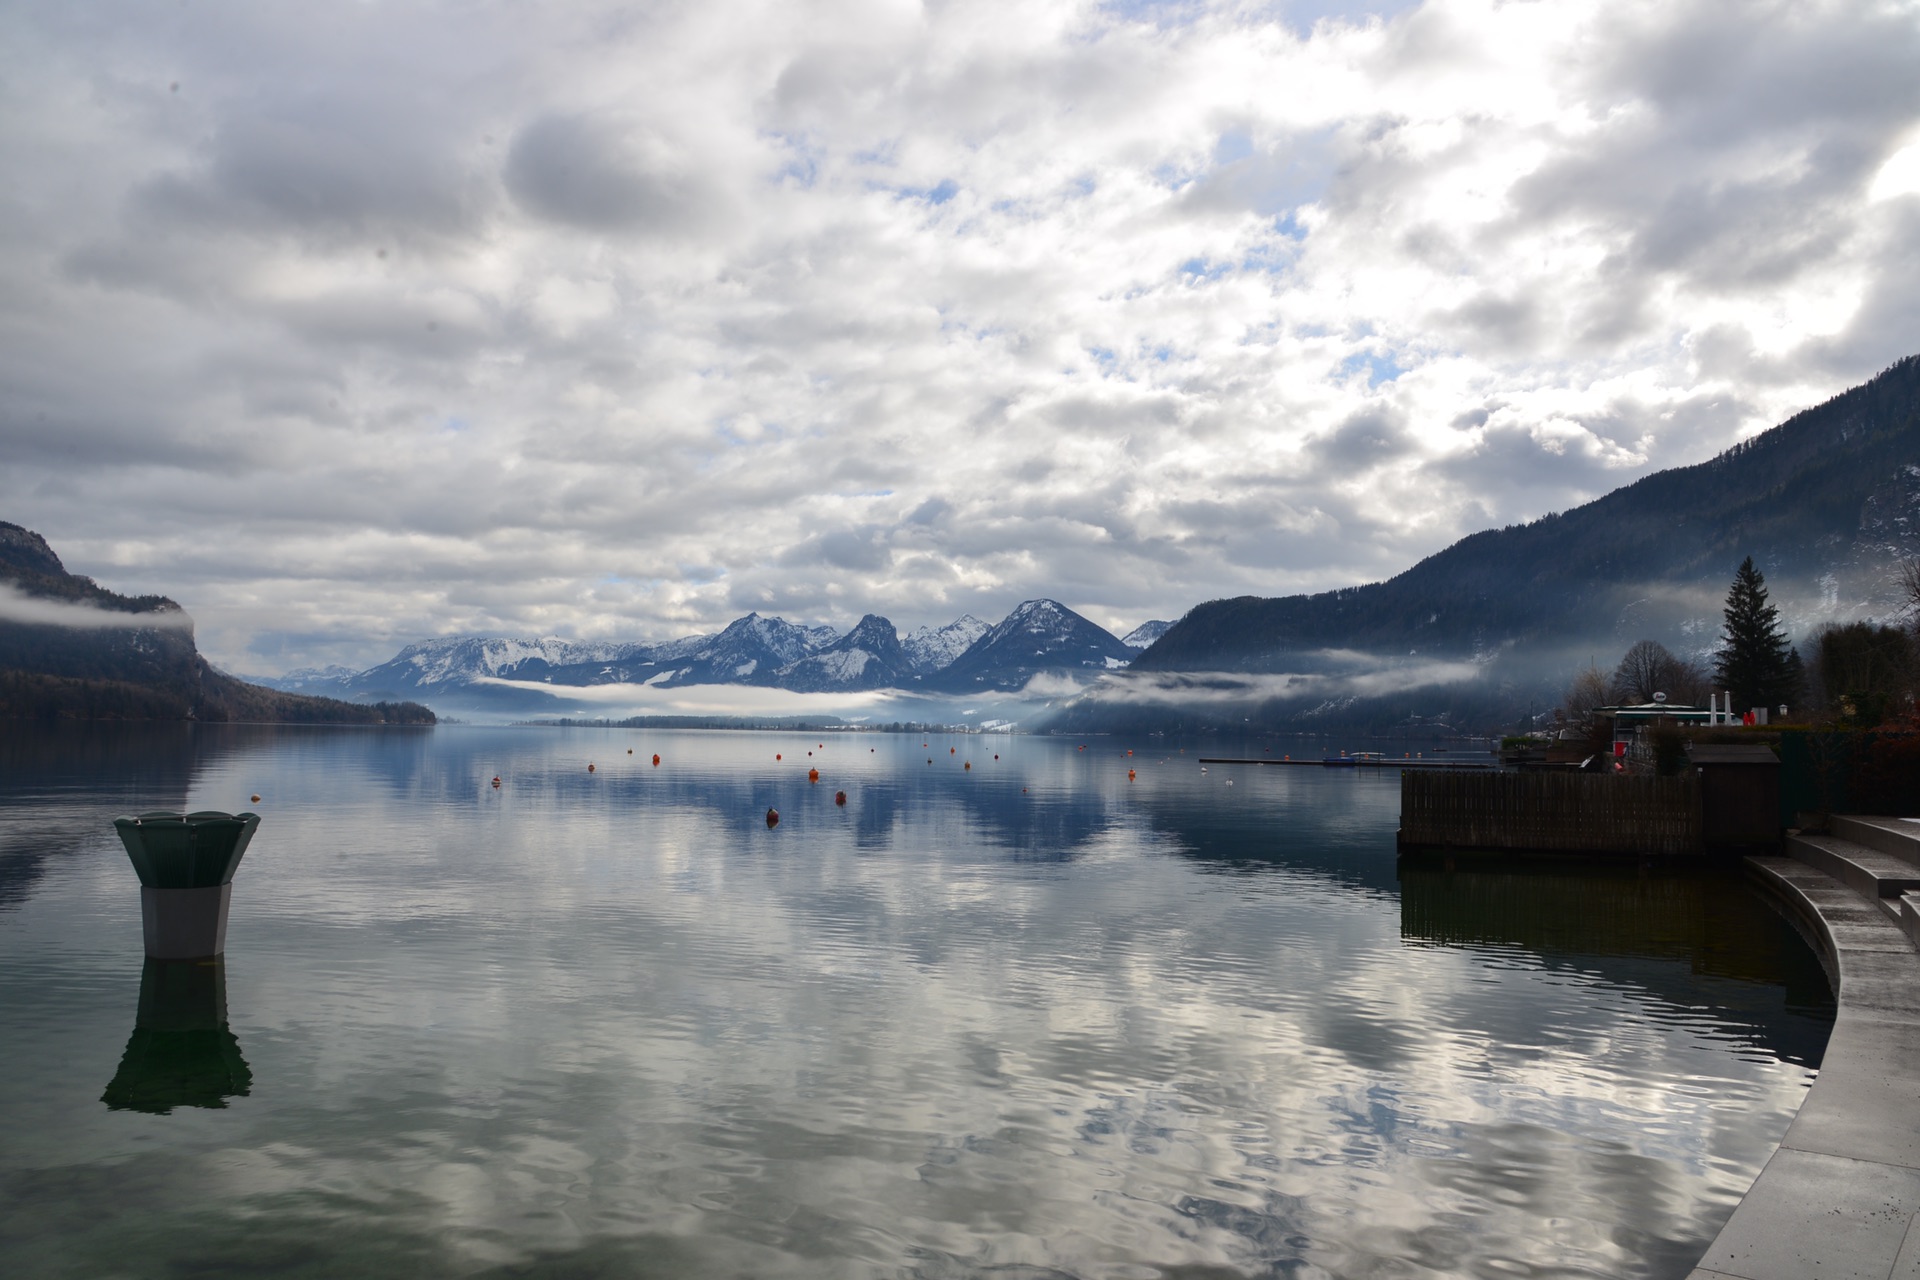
left=834, top=790, right=846, bottom=806
left=963, top=761, right=971, bottom=770
left=776, top=753, right=782, bottom=760
left=653, top=754, right=661, bottom=766
left=491, top=777, right=501, bottom=789
left=765, top=808, right=780, bottom=827
left=587, top=763, right=595, bottom=773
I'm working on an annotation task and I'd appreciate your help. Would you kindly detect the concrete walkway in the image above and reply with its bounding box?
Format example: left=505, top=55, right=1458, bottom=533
left=1689, top=819, right=1920, bottom=1280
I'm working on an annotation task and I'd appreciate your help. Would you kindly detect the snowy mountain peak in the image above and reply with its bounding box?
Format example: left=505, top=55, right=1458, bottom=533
left=901, top=614, right=989, bottom=673
left=1122, top=620, right=1172, bottom=648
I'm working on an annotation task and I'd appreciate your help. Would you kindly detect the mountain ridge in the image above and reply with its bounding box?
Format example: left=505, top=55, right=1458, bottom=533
left=0, top=521, right=435, bottom=724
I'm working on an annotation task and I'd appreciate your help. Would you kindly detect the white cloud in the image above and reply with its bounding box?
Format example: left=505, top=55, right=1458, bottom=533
left=1, top=0, right=1915, bottom=674
left=0, top=583, right=192, bottom=630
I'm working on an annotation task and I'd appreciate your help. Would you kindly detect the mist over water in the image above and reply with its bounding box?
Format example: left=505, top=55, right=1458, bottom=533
left=0, top=724, right=1831, bottom=1278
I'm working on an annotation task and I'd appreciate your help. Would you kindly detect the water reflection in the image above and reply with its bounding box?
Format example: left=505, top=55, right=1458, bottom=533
left=1399, top=857, right=1836, bottom=1064
left=0, top=723, right=200, bottom=909
left=0, top=725, right=1843, bottom=1279
left=101, top=958, right=251, bottom=1114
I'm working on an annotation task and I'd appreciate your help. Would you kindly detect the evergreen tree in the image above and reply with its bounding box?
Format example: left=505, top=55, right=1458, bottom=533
left=1713, top=557, right=1803, bottom=712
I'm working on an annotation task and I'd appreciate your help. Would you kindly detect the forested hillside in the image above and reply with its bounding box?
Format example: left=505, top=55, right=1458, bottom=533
left=1137, top=355, right=1920, bottom=675
left=0, top=523, right=433, bottom=723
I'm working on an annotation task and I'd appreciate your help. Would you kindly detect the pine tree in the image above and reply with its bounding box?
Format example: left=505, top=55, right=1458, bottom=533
left=1713, top=557, right=1803, bottom=712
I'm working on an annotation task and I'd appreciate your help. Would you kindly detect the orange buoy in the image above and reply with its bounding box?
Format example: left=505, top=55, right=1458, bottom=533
left=250, top=794, right=261, bottom=803
left=1128, top=769, right=1136, bottom=781
left=765, top=808, right=779, bottom=827
left=809, top=768, right=819, bottom=783
left=834, top=790, right=846, bottom=805
left=963, top=761, right=970, bottom=770
left=1126, top=749, right=1132, bottom=756
left=950, top=747, right=956, bottom=754
left=653, top=754, right=661, bottom=766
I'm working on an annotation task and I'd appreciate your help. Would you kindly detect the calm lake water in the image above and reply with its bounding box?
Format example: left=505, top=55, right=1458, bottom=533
left=0, top=724, right=1834, bottom=1279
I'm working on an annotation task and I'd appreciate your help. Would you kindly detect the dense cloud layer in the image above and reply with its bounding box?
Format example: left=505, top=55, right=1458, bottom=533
left=2, top=0, right=1915, bottom=673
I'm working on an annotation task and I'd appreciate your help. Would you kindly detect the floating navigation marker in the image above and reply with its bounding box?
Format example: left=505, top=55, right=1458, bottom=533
left=963, top=762, right=970, bottom=770
left=835, top=791, right=847, bottom=806
left=250, top=794, right=260, bottom=803
left=492, top=776, right=501, bottom=788
left=765, top=808, right=780, bottom=828
left=809, top=769, right=819, bottom=783
left=113, top=811, right=259, bottom=960
left=653, top=754, right=660, bottom=766
left=587, top=763, right=595, bottom=773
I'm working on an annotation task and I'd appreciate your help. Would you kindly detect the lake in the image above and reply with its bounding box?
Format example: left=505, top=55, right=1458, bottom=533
left=0, top=723, right=1833, bottom=1278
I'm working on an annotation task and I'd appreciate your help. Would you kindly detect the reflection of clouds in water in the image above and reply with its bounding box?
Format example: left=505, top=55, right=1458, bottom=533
left=2, top=726, right=1827, bottom=1277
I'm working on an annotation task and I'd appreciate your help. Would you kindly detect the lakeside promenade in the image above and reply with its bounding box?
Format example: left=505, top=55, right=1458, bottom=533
left=1691, top=817, right=1920, bottom=1280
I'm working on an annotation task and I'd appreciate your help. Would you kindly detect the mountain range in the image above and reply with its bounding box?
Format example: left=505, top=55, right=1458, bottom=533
left=260, top=601, right=1157, bottom=710
left=11, top=354, right=1917, bottom=731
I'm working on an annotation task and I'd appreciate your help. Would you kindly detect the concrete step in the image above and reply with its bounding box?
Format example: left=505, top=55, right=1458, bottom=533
left=1903, top=893, right=1920, bottom=953
left=1786, top=833, right=1920, bottom=907
left=1832, top=815, right=1920, bottom=869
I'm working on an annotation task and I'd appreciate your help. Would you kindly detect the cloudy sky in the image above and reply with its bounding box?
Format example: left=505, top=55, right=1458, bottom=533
left=3, top=0, right=1918, bottom=674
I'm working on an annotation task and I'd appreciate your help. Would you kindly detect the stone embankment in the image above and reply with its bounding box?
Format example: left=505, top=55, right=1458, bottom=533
left=1691, top=816, right=1920, bottom=1280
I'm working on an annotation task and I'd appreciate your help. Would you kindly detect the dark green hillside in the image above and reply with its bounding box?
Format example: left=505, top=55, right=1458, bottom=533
left=0, top=522, right=433, bottom=724
left=1138, top=355, right=1920, bottom=673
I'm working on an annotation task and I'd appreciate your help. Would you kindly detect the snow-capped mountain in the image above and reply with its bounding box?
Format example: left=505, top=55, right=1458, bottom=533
left=658, top=613, right=840, bottom=687
left=930, top=599, right=1136, bottom=692
left=1121, top=620, right=1172, bottom=649
left=774, top=614, right=916, bottom=691
left=273, top=602, right=1136, bottom=708
left=901, top=615, right=989, bottom=673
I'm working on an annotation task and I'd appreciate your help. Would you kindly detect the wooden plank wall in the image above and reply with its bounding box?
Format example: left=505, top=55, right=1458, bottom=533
left=1399, top=770, right=1702, bottom=856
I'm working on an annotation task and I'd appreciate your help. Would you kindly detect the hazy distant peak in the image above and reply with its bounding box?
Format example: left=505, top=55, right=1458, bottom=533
left=1122, top=620, right=1172, bottom=648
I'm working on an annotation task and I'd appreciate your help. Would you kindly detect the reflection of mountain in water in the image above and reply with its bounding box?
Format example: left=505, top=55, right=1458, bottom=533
left=1399, top=860, right=1836, bottom=1064
left=0, top=723, right=202, bottom=909
left=101, top=959, right=251, bottom=1114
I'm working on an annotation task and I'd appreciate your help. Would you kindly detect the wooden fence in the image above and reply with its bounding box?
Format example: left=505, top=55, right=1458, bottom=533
left=1399, top=770, right=1702, bottom=856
